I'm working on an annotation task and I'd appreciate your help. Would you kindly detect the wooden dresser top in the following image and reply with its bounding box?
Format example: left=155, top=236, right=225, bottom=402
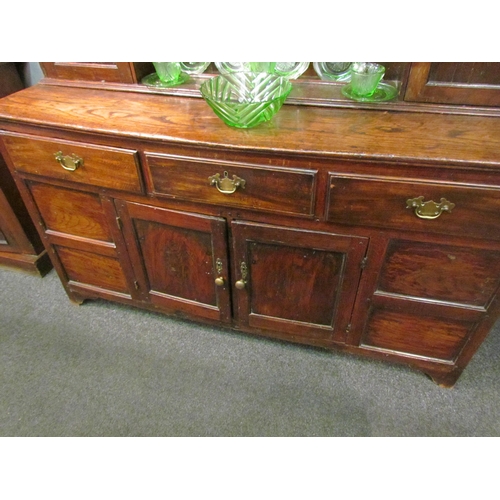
left=0, top=84, right=499, bottom=169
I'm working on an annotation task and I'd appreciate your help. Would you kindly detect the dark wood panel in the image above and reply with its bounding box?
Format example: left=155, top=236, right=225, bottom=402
left=248, top=241, right=343, bottom=326
left=136, top=220, right=217, bottom=306
left=117, top=201, right=232, bottom=323
left=145, top=152, right=317, bottom=217
left=379, top=240, right=500, bottom=307
left=326, top=173, right=500, bottom=240
left=361, top=308, right=474, bottom=362
left=405, top=63, right=500, bottom=106
left=231, top=221, right=368, bottom=343
left=428, top=63, right=500, bottom=85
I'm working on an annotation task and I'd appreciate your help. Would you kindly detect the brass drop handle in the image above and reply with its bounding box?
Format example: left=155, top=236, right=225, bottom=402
left=406, top=196, right=455, bottom=220
left=208, top=171, right=246, bottom=194
left=54, top=151, right=83, bottom=172
left=214, top=258, right=225, bottom=286
left=235, top=262, right=248, bottom=290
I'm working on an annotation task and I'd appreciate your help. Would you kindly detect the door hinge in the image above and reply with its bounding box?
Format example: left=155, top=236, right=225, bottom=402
left=360, top=256, right=368, bottom=269
left=116, top=216, right=122, bottom=230
left=133, top=280, right=139, bottom=290
left=346, top=323, right=352, bottom=334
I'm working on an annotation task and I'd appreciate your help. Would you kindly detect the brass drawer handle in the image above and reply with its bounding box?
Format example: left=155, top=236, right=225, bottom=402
left=54, top=151, right=83, bottom=172
left=208, top=171, right=246, bottom=194
left=406, top=196, right=455, bottom=219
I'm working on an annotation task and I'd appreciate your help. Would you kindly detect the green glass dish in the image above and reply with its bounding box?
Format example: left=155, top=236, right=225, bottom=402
left=341, top=82, right=398, bottom=102
left=200, top=72, right=292, bottom=128
left=142, top=72, right=189, bottom=88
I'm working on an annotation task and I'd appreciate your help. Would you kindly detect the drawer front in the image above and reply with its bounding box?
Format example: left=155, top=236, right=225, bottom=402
left=379, top=239, right=500, bottom=308
left=2, top=133, right=143, bottom=194
left=361, top=308, right=474, bottom=362
left=146, top=153, right=317, bottom=217
left=56, top=246, right=131, bottom=294
left=327, top=173, right=500, bottom=240
left=28, top=182, right=114, bottom=243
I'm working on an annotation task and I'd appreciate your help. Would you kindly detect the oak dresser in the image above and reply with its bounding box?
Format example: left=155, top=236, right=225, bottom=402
left=0, top=62, right=499, bottom=386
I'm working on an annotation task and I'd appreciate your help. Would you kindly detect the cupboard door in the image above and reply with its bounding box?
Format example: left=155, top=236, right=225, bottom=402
left=231, top=221, right=368, bottom=345
left=116, top=201, right=232, bottom=323
left=404, top=62, right=500, bottom=106
left=26, top=181, right=138, bottom=301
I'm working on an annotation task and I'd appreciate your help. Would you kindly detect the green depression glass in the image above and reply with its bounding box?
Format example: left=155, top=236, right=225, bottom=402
left=153, top=62, right=183, bottom=84
left=200, top=72, right=292, bottom=128
left=179, top=62, right=211, bottom=74
left=274, top=62, right=309, bottom=79
left=249, top=62, right=277, bottom=73
left=313, top=62, right=352, bottom=82
left=350, top=62, right=385, bottom=97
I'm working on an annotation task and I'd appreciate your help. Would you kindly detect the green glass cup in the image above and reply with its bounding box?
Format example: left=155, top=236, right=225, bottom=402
left=350, top=62, right=385, bottom=97
left=153, top=62, right=182, bottom=84
left=249, top=62, right=277, bottom=73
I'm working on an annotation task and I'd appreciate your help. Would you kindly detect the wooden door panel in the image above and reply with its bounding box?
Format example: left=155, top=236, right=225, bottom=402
left=405, top=62, right=500, bottom=106
left=117, top=201, right=232, bottom=323
left=134, top=219, right=218, bottom=306
left=231, top=221, right=368, bottom=344
left=248, top=241, right=343, bottom=326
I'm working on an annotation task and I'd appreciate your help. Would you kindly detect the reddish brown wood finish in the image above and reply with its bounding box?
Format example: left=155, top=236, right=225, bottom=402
left=0, top=83, right=499, bottom=387
left=231, top=221, right=368, bottom=344
left=117, top=201, right=232, bottom=323
left=2, top=133, right=143, bottom=194
left=0, top=67, right=51, bottom=275
left=145, top=152, right=317, bottom=217
left=326, top=172, right=500, bottom=240
left=405, top=63, right=500, bottom=106
left=39, top=62, right=154, bottom=84
left=379, top=240, right=500, bottom=307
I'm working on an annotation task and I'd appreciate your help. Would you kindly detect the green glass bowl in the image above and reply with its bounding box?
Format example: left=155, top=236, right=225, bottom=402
left=200, top=72, right=292, bottom=128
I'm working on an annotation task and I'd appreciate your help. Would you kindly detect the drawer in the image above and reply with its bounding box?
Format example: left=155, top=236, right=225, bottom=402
left=379, top=239, right=500, bottom=308
left=145, top=153, right=317, bottom=217
left=361, top=308, right=473, bottom=362
left=1, top=133, right=143, bottom=194
left=56, top=246, right=131, bottom=295
left=326, top=173, right=500, bottom=240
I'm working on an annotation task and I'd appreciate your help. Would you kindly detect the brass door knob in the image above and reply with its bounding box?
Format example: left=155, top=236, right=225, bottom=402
left=214, top=258, right=225, bottom=286
left=235, top=261, right=248, bottom=290
left=235, top=279, right=246, bottom=290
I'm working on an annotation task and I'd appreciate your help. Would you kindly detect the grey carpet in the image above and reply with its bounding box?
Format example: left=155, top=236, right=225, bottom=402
left=1, top=266, right=499, bottom=436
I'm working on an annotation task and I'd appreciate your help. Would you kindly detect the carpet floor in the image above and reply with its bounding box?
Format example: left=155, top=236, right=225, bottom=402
left=1, top=266, right=499, bottom=436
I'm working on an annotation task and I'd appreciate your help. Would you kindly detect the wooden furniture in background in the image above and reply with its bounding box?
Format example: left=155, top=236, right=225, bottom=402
left=404, top=62, right=500, bottom=106
left=0, top=63, right=51, bottom=275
